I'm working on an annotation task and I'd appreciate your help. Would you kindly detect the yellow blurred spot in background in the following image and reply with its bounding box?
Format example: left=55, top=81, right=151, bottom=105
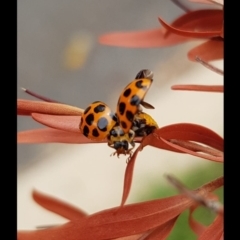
left=63, top=32, right=93, bottom=70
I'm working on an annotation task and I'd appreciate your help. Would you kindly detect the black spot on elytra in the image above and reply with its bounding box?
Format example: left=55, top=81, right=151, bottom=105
left=126, top=110, right=134, bottom=122
left=119, top=102, right=126, bottom=115
left=94, top=104, right=105, bottom=113
left=86, top=113, right=94, bottom=125
left=84, top=106, right=91, bottom=114
left=135, top=80, right=144, bottom=89
left=97, top=117, right=108, bottom=131
left=130, top=95, right=141, bottom=106
left=83, top=125, right=89, bottom=137
left=123, top=88, right=131, bottom=97
left=92, top=128, right=99, bottom=137
left=121, top=121, right=127, bottom=129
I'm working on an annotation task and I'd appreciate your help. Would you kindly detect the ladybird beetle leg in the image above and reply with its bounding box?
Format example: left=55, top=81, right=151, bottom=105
left=107, top=142, right=119, bottom=157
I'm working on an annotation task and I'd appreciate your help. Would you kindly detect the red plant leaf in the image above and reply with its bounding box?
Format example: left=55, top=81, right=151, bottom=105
left=18, top=128, right=100, bottom=144
left=33, top=190, right=88, bottom=221
left=115, top=233, right=143, bottom=240
left=17, top=127, right=142, bottom=144
left=121, top=146, right=140, bottom=206
left=159, top=9, right=223, bottom=38
left=141, top=123, right=223, bottom=152
left=198, top=214, right=223, bottom=240
left=160, top=137, right=223, bottom=162
left=99, top=28, right=192, bottom=48
left=188, top=39, right=223, bottom=62
left=31, top=113, right=81, bottom=133
left=18, top=178, right=222, bottom=240
left=17, top=99, right=83, bottom=116
left=188, top=205, right=207, bottom=236
left=142, top=217, right=178, bottom=240
left=171, top=84, right=223, bottom=92
left=18, top=194, right=194, bottom=240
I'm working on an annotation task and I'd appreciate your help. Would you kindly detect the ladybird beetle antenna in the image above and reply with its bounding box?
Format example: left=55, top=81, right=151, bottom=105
left=135, top=69, right=154, bottom=80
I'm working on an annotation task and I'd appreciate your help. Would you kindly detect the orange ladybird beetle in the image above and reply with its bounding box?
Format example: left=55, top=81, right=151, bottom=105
left=79, top=69, right=158, bottom=157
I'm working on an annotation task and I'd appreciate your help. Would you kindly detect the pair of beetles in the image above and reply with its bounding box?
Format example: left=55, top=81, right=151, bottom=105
left=79, top=69, right=159, bottom=157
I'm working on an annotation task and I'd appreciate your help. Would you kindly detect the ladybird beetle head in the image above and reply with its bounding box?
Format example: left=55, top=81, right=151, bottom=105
left=107, top=126, right=135, bottom=156
left=114, top=140, right=128, bottom=151
left=135, top=69, right=153, bottom=80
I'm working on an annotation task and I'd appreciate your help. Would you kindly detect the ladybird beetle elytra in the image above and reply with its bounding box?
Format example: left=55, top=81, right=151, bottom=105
left=79, top=101, right=117, bottom=140
left=116, top=78, right=153, bottom=133
left=79, top=69, right=159, bottom=157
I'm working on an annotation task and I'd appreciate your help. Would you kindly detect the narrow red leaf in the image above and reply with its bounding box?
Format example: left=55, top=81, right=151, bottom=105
left=18, top=127, right=142, bottom=144
left=18, top=128, right=101, bottom=144
left=142, top=217, right=178, bottom=240
left=31, top=113, right=81, bottom=133
left=18, top=194, right=193, bottom=240
left=18, top=178, right=222, bottom=240
left=99, top=28, right=192, bottom=48
left=17, top=99, right=83, bottom=116
left=160, top=137, right=223, bottom=162
left=171, top=85, right=223, bottom=92
left=33, top=190, right=88, bottom=221
left=139, top=131, right=184, bottom=153
left=158, top=9, right=223, bottom=38
left=121, top=146, right=140, bottom=206
left=115, top=233, right=143, bottom=240
left=198, top=214, right=223, bottom=240
left=141, top=123, right=223, bottom=153
left=188, top=205, right=207, bottom=236
left=188, top=39, right=223, bottom=62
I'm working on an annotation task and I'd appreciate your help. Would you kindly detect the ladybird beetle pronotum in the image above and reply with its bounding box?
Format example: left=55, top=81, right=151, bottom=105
left=79, top=69, right=158, bottom=157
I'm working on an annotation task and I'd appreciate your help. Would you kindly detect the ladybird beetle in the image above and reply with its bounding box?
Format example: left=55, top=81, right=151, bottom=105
left=79, top=101, right=135, bottom=157
left=79, top=69, right=158, bottom=157
left=116, top=69, right=155, bottom=133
